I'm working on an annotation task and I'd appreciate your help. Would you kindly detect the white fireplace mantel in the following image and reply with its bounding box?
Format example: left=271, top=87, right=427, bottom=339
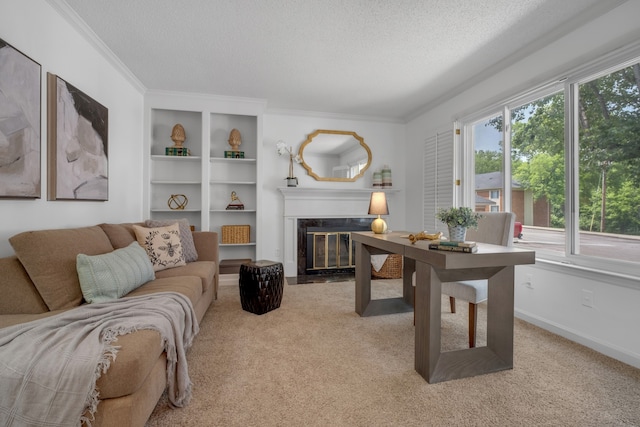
left=279, top=187, right=399, bottom=276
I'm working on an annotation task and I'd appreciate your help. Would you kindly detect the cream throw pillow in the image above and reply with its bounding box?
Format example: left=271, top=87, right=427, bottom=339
left=133, top=223, right=186, bottom=271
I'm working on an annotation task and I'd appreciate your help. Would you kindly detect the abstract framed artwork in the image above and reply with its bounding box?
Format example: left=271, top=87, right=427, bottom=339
left=0, top=38, right=42, bottom=198
left=47, top=73, right=108, bottom=201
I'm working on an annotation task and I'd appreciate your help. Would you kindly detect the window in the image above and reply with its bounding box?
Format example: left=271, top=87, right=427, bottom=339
left=458, top=49, right=640, bottom=276
left=467, top=92, right=566, bottom=256
left=574, top=62, right=640, bottom=265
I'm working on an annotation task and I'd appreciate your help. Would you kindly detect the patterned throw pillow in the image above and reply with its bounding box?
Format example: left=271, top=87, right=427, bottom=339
left=133, top=223, right=186, bottom=271
left=145, top=218, right=198, bottom=262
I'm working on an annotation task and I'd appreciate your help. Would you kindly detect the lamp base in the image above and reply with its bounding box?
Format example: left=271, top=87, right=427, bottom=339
left=371, top=216, right=387, bottom=234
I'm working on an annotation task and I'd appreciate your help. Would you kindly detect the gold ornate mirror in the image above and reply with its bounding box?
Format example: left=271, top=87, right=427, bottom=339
left=298, top=130, right=372, bottom=182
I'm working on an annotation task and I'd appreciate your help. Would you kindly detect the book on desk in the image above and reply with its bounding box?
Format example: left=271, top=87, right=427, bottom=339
left=428, top=240, right=478, bottom=253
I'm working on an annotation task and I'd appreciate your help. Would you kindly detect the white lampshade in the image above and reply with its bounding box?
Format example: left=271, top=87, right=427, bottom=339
left=368, top=192, right=388, bottom=234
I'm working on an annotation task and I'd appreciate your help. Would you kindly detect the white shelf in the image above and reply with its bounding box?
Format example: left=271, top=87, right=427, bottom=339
left=210, top=209, right=256, bottom=213
left=151, top=208, right=201, bottom=212
left=145, top=96, right=264, bottom=262
left=210, top=180, right=256, bottom=185
left=151, top=180, right=201, bottom=185
left=151, top=155, right=202, bottom=161
left=210, top=157, right=256, bottom=163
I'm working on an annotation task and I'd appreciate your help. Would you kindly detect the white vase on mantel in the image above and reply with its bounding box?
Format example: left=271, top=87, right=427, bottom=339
left=286, top=177, right=298, bottom=187
left=448, top=225, right=467, bottom=242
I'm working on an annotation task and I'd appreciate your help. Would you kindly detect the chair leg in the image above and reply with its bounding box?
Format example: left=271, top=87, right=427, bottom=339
left=468, top=302, right=477, bottom=348
left=449, top=296, right=456, bottom=313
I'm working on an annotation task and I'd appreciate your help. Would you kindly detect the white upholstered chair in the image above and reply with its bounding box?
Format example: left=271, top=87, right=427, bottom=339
left=413, top=212, right=515, bottom=348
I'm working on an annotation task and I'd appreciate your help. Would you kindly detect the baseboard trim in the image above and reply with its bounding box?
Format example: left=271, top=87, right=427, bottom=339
left=515, top=309, right=640, bottom=370
left=219, top=273, right=238, bottom=287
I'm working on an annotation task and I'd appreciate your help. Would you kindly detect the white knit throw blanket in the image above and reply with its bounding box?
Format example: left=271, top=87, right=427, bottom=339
left=0, top=292, right=199, bottom=427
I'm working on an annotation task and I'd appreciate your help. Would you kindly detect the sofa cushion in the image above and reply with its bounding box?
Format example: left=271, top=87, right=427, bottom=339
left=77, top=242, right=155, bottom=304
left=94, top=329, right=165, bottom=399
left=145, top=218, right=198, bottom=262
left=125, top=276, right=202, bottom=311
left=133, top=223, right=186, bottom=272
left=98, top=222, right=139, bottom=249
left=9, top=226, right=114, bottom=310
left=0, top=257, right=48, bottom=314
left=154, top=261, right=216, bottom=294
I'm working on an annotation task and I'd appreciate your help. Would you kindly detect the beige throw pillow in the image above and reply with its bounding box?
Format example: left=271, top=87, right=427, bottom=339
left=133, top=223, right=186, bottom=272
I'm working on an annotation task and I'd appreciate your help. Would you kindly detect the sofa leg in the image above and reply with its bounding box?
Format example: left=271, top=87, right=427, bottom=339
left=449, top=296, right=456, bottom=313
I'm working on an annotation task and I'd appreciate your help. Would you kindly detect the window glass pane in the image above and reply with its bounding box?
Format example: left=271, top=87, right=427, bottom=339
left=510, top=93, right=565, bottom=255
left=577, top=63, right=640, bottom=262
left=473, top=115, right=503, bottom=212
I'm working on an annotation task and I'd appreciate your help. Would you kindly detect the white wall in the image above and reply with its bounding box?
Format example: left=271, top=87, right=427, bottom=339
left=405, top=1, right=640, bottom=368
left=0, top=0, right=144, bottom=256
left=261, top=112, right=405, bottom=262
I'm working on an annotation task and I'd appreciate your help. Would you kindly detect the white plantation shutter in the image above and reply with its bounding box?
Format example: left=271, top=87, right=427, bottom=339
left=423, top=130, right=454, bottom=233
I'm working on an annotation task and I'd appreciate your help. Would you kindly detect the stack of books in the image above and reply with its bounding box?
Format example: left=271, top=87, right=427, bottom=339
left=428, top=240, right=478, bottom=253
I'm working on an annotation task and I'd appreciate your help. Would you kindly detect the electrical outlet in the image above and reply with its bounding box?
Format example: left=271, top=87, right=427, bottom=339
left=275, top=248, right=281, bottom=257
left=581, top=289, right=594, bottom=308
left=524, top=274, right=534, bottom=289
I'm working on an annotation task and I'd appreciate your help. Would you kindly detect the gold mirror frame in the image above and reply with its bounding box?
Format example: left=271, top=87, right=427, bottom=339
left=298, top=130, right=372, bottom=182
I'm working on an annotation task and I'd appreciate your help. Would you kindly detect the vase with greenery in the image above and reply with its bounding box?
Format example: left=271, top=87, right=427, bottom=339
left=436, top=207, right=482, bottom=241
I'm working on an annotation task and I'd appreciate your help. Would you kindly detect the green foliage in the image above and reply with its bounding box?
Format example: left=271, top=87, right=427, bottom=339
left=475, top=150, right=502, bottom=174
left=482, top=63, right=640, bottom=236
left=436, top=207, right=483, bottom=229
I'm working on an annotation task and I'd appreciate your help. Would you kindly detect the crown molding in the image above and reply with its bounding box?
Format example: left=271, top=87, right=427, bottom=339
left=46, top=0, right=146, bottom=94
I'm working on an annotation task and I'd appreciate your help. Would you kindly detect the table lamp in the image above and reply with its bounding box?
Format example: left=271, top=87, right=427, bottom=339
left=368, top=191, right=389, bottom=234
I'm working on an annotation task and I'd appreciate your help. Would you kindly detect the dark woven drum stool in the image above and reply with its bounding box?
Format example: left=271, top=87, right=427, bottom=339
left=239, top=260, right=284, bottom=315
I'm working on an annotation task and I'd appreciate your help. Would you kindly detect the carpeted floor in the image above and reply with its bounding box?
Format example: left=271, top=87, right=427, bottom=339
left=146, top=279, right=640, bottom=426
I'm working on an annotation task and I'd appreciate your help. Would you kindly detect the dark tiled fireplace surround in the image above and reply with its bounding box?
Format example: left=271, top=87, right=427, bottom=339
left=294, top=217, right=371, bottom=284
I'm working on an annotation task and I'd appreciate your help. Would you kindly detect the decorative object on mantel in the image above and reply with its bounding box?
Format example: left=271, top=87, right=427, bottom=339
left=167, top=194, right=188, bottom=210
left=226, top=191, right=245, bottom=210
left=167, top=124, right=190, bottom=156
left=408, top=231, right=443, bottom=244
left=224, top=128, right=244, bottom=158
left=373, top=169, right=382, bottom=187
left=381, top=164, right=392, bottom=187
left=436, top=206, right=482, bottom=242
left=368, top=191, right=389, bottom=234
left=276, top=140, right=301, bottom=187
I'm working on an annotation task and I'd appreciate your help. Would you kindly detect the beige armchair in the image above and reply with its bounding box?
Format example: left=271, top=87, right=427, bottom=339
left=413, top=212, right=516, bottom=347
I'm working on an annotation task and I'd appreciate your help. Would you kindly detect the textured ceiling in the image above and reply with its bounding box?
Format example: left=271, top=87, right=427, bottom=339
left=59, top=0, right=616, bottom=121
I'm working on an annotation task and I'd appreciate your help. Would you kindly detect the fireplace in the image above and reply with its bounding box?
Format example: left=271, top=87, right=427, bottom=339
left=279, top=187, right=399, bottom=278
left=297, top=218, right=371, bottom=277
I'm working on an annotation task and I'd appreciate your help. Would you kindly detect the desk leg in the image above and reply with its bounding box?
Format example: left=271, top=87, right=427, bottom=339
left=355, top=241, right=371, bottom=316
left=403, top=257, right=415, bottom=306
left=414, top=261, right=441, bottom=381
left=487, top=265, right=515, bottom=367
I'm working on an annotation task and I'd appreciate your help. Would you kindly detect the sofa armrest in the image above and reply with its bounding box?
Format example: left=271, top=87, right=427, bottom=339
left=193, top=231, right=219, bottom=266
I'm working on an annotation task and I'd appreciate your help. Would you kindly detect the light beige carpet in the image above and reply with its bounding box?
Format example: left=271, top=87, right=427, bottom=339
left=147, top=279, right=640, bottom=426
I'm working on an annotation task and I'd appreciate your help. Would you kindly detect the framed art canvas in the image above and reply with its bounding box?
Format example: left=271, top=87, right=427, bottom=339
left=47, top=73, right=108, bottom=201
left=0, top=38, right=41, bottom=198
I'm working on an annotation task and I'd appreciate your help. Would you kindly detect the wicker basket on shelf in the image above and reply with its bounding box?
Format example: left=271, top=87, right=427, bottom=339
left=371, top=254, right=403, bottom=279
left=221, top=225, right=250, bottom=244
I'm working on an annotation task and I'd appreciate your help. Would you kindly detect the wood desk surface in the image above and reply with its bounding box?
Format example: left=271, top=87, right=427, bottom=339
left=351, top=231, right=536, bottom=270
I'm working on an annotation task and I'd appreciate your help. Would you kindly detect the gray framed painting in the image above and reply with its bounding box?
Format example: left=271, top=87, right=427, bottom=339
left=0, top=38, right=41, bottom=198
left=47, top=73, right=108, bottom=201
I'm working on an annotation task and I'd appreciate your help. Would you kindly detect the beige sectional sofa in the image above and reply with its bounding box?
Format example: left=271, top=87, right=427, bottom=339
left=0, top=222, right=219, bottom=427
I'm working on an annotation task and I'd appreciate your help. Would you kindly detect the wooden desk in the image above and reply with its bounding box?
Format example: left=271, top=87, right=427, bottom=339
left=352, top=231, right=535, bottom=383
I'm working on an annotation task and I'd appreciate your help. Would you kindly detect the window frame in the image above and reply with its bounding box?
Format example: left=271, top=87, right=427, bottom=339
left=456, top=42, right=640, bottom=281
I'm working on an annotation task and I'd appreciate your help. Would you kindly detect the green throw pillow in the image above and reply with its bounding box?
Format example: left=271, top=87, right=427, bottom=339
left=77, top=242, right=155, bottom=303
